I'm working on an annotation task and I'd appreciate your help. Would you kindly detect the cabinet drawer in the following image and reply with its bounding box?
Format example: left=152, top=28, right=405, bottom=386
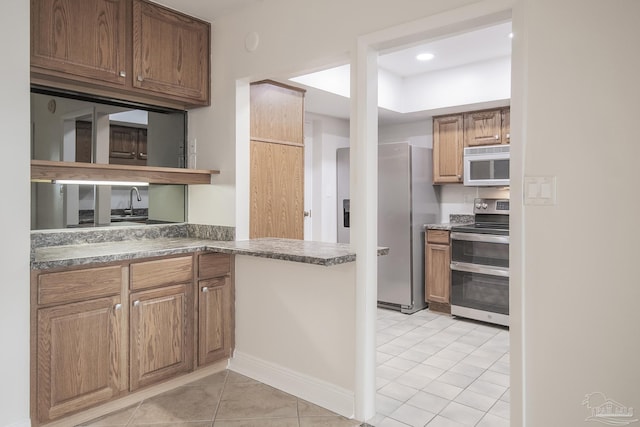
left=427, top=230, right=450, bottom=245
left=37, top=266, right=122, bottom=306
left=198, top=253, right=231, bottom=278
left=131, top=256, right=193, bottom=290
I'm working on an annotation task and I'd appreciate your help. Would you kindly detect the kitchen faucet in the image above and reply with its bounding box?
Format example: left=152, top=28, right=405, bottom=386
left=125, top=186, right=142, bottom=216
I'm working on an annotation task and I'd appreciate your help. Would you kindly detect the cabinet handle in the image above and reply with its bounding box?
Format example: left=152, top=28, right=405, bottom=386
left=137, top=75, right=143, bottom=82
left=506, top=133, right=510, bottom=139
left=114, top=303, right=122, bottom=310
left=119, top=71, right=126, bottom=77
left=133, top=300, right=140, bottom=307
left=494, top=134, right=499, bottom=139
left=202, top=287, right=209, bottom=293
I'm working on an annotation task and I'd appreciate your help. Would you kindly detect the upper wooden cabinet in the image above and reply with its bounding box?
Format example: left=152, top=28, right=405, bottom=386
left=464, top=109, right=504, bottom=146
left=250, top=81, right=305, bottom=145
left=31, top=0, right=211, bottom=109
left=109, top=125, right=147, bottom=166
left=502, top=108, right=510, bottom=143
left=31, top=0, right=128, bottom=86
left=433, top=115, right=464, bottom=184
left=132, top=0, right=210, bottom=104
left=433, top=106, right=510, bottom=184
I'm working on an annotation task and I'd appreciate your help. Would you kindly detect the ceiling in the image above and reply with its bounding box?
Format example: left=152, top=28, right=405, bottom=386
left=154, top=0, right=261, bottom=20
left=154, top=2, right=512, bottom=126
left=290, top=21, right=513, bottom=125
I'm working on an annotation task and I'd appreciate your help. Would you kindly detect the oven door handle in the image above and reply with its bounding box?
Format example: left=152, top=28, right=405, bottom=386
left=451, top=232, right=509, bottom=244
left=450, top=262, right=510, bottom=278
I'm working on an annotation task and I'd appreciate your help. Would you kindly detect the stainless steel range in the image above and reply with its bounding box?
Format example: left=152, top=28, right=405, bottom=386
left=450, top=198, right=509, bottom=326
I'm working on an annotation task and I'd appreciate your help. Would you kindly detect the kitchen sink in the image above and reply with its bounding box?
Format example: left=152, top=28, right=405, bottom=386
left=110, top=215, right=148, bottom=223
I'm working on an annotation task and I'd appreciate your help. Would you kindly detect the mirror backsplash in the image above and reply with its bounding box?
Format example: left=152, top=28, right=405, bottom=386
left=31, top=91, right=188, bottom=230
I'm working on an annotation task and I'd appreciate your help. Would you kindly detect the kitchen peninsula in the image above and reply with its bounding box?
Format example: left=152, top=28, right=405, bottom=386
left=30, top=223, right=384, bottom=425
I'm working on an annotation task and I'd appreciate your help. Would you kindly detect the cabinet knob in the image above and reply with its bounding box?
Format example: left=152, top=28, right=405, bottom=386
left=133, top=300, right=140, bottom=307
left=457, top=175, right=462, bottom=179
left=506, top=133, right=510, bottom=139
left=132, top=151, right=136, bottom=155
left=114, top=303, right=122, bottom=310
left=494, top=134, right=499, bottom=140
left=202, top=287, right=209, bottom=293
left=137, top=75, right=144, bottom=82
left=119, top=71, right=126, bottom=77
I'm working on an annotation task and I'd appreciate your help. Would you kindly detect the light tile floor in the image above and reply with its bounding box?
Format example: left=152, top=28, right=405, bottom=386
left=81, top=308, right=508, bottom=427
left=369, top=308, right=509, bottom=427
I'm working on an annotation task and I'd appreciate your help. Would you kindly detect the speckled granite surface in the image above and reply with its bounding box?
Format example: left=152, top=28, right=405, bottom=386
left=31, top=223, right=385, bottom=269
left=424, top=214, right=475, bottom=231
left=205, top=238, right=388, bottom=266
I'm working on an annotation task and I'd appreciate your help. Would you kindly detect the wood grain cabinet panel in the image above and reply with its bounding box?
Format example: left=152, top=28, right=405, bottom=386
left=37, top=296, right=124, bottom=423
left=31, top=0, right=127, bottom=85
left=198, top=277, right=233, bottom=365
left=198, top=252, right=231, bottom=279
left=132, top=0, right=210, bottom=104
left=130, top=255, right=193, bottom=290
left=37, top=265, right=122, bottom=306
left=502, top=108, right=510, bottom=143
left=425, top=230, right=451, bottom=312
left=129, top=283, right=193, bottom=390
left=464, top=109, right=503, bottom=146
left=250, top=82, right=305, bottom=144
left=109, top=125, right=148, bottom=166
left=433, top=115, right=464, bottom=183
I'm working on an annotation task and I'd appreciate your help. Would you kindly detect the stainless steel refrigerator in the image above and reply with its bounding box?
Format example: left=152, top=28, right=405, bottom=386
left=337, top=142, right=440, bottom=314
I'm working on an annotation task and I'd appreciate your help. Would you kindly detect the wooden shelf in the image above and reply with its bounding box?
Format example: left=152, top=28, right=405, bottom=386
left=31, top=160, right=219, bottom=185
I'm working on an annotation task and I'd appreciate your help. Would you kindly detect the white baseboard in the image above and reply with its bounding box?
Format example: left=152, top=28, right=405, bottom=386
left=229, top=351, right=355, bottom=419
left=2, top=419, right=31, bottom=427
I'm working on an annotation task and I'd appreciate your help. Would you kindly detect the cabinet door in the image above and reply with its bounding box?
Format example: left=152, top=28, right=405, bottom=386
left=250, top=140, right=304, bottom=239
left=502, top=108, right=510, bottom=144
left=137, top=128, right=148, bottom=163
left=37, top=296, right=124, bottom=423
left=75, top=120, right=93, bottom=163
left=31, top=0, right=127, bottom=85
left=130, top=284, right=193, bottom=390
left=250, top=82, right=305, bottom=144
left=109, top=125, right=138, bottom=163
left=426, top=242, right=451, bottom=304
left=198, top=277, right=233, bottom=366
left=464, top=109, right=503, bottom=146
left=132, top=0, right=210, bottom=104
left=433, top=115, right=464, bottom=183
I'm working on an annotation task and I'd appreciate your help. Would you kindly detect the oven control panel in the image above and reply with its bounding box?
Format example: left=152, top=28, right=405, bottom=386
left=474, top=198, right=510, bottom=214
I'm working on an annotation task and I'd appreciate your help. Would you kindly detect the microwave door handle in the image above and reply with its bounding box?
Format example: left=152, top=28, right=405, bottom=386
left=450, top=262, right=510, bottom=277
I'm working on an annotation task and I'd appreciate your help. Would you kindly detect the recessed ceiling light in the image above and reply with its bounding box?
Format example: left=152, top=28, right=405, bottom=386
left=416, top=53, right=435, bottom=61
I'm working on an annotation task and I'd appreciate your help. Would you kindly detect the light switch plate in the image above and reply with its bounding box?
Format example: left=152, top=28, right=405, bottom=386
left=524, top=176, right=557, bottom=205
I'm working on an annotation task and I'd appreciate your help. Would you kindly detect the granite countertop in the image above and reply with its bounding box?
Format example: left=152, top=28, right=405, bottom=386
left=424, top=214, right=475, bottom=231
left=32, top=236, right=389, bottom=270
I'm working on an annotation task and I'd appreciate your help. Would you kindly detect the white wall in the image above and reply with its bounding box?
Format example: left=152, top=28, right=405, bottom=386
left=306, top=113, right=350, bottom=242
left=230, top=255, right=356, bottom=417
left=0, top=2, right=31, bottom=426
left=402, top=56, right=511, bottom=113
left=512, top=0, right=640, bottom=424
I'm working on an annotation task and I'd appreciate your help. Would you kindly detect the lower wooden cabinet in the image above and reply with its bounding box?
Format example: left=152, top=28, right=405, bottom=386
left=130, top=283, right=193, bottom=390
left=425, top=229, right=451, bottom=313
left=32, top=252, right=234, bottom=425
left=197, top=252, right=234, bottom=367
left=36, top=295, right=125, bottom=423
left=198, top=276, right=233, bottom=365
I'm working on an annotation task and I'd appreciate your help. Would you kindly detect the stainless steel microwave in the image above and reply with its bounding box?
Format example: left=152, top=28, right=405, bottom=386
left=463, top=144, right=510, bottom=186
